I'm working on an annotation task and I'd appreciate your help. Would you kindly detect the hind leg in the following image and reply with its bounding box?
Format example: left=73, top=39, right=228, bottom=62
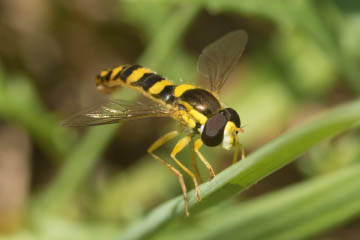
left=171, top=135, right=202, bottom=202
left=147, top=131, right=190, bottom=216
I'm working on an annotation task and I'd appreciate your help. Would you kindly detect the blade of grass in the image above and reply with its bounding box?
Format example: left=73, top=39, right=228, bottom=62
left=31, top=5, right=200, bottom=217
left=0, top=69, right=75, bottom=160
left=154, top=163, right=360, bottom=240
left=120, top=99, right=360, bottom=240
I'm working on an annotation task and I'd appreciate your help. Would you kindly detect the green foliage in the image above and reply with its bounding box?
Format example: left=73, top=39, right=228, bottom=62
left=120, top=99, right=360, bottom=240
left=0, top=66, right=75, bottom=161
left=1, top=1, right=360, bottom=240
left=154, top=164, right=360, bottom=240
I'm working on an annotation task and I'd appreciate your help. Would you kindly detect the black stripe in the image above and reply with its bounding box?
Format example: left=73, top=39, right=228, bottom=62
left=178, top=104, right=186, bottom=111
left=133, top=73, right=164, bottom=91
left=96, top=74, right=101, bottom=85
left=132, top=73, right=154, bottom=87
left=112, top=68, right=123, bottom=80
left=143, top=75, right=164, bottom=91
left=119, top=64, right=141, bottom=82
left=195, top=122, right=201, bottom=132
left=104, top=70, right=112, bottom=81
left=153, top=85, right=175, bottom=104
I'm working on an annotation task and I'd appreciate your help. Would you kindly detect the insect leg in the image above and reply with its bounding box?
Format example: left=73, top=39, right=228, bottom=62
left=147, top=130, right=190, bottom=216
left=194, top=139, right=215, bottom=180
left=191, top=140, right=203, bottom=183
left=171, top=136, right=202, bottom=201
left=233, top=142, right=246, bottom=164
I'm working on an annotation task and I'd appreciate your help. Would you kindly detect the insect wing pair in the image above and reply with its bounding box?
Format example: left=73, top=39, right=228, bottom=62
left=62, top=30, right=248, bottom=127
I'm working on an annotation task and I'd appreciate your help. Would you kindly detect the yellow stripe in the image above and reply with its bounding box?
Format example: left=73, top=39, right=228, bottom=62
left=189, top=109, right=207, bottom=125
left=177, top=101, right=207, bottom=124
left=148, top=80, right=173, bottom=94
left=110, top=66, right=125, bottom=80
left=179, top=102, right=193, bottom=111
left=100, top=70, right=109, bottom=78
left=127, top=68, right=153, bottom=83
left=174, top=84, right=196, bottom=97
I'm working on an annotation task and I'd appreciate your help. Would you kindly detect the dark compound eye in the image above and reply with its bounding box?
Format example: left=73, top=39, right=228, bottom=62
left=220, top=108, right=241, bottom=128
left=201, top=113, right=227, bottom=147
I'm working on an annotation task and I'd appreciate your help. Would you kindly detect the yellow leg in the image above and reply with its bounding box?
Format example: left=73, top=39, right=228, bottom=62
left=191, top=140, right=203, bottom=183
left=233, top=142, right=246, bottom=164
left=147, top=131, right=190, bottom=216
left=171, top=136, right=202, bottom=202
left=194, top=139, right=215, bottom=180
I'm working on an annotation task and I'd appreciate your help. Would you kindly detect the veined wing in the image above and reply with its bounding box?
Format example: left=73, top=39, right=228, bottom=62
left=61, top=99, right=172, bottom=127
left=197, top=30, right=248, bottom=93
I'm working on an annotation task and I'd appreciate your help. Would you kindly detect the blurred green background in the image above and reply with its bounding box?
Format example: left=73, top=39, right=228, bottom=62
left=0, top=0, right=360, bottom=239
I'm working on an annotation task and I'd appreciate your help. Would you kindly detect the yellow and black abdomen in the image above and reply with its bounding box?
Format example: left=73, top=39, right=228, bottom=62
left=96, top=64, right=223, bottom=132
left=96, top=64, right=176, bottom=104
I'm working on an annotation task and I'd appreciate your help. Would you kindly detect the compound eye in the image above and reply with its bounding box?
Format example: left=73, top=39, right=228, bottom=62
left=221, top=108, right=241, bottom=128
left=201, top=113, right=227, bottom=146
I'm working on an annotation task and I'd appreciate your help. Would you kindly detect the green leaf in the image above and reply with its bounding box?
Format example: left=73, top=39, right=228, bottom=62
left=154, top=163, right=360, bottom=240
left=120, top=99, right=360, bottom=240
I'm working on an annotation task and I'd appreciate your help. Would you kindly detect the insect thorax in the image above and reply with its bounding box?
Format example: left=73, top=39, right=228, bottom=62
left=180, top=88, right=222, bottom=117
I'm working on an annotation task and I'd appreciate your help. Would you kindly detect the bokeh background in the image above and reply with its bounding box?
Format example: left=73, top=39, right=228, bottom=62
left=0, top=0, right=360, bottom=239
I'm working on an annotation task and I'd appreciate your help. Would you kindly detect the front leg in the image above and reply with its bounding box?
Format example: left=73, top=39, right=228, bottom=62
left=233, top=142, right=245, bottom=164
left=194, top=138, right=215, bottom=180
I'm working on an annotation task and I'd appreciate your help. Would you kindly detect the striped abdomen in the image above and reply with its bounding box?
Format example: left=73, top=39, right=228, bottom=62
left=96, top=64, right=176, bottom=104
left=96, top=64, right=222, bottom=131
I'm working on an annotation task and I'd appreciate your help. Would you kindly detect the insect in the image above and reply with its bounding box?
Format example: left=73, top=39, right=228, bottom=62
left=62, top=30, right=248, bottom=216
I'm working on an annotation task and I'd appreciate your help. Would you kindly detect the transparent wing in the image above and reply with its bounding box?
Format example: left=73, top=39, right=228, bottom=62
left=61, top=99, right=172, bottom=127
left=197, top=30, right=248, bottom=93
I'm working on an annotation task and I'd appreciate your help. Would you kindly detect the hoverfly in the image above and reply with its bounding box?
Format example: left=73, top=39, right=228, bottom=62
left=62, top=30, right=248, bottom=216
